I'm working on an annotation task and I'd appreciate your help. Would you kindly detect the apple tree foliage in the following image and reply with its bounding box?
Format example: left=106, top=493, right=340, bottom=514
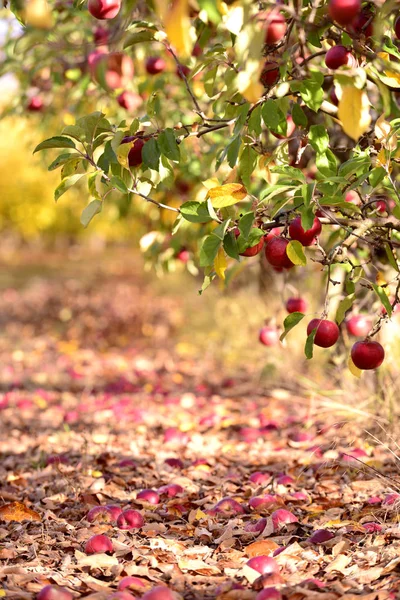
left=4, top=0, right=400, bottom=371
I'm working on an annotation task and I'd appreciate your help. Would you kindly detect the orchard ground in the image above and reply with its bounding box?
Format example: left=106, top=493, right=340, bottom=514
left=2, top=247, right=400, bottom=598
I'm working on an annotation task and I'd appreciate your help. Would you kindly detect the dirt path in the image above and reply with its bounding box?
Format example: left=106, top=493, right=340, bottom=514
left=0, top=252, right=399, bottom=599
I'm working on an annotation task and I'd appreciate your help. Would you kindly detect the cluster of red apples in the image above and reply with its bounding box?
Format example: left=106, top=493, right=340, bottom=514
left=255, top=217, right=385, bottom=372
left=258, top=0, right=400, bottom=91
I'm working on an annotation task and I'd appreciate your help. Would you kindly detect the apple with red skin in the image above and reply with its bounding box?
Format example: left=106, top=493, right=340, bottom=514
left=265, top=237, right=294, bottom=269
left=121, top=136, right=145, bottom=167
left=234, top=228, right=264, bottom=257
left=106, top=504, right=123, bottom=520
left=345, top=314, right=370, bottom=337
left=348, top=11, right=373, bottom=38
left=117, top=509, right=144, bottom=530
left=109, top=593, right=136, bottom=600
left=86, top=505, right=114, bottom=523
left=351, top=341, right=385, bottom=370
left=88, top=0, right=121, bottom=19
left=259, top=326, right=280, bottom=346
left=260, top=61, right=280, bottom=87
left=142, top=587, right=176, bottom=600
left=395, top=16, right=400, bottom=39
left=146, top=56, right=166, bottom=75
left=93, top=25, right=109, bottom=44
left=256, top=589, right=282, bottom=600
left=345, top=190, right=361, bottom=205
left=264, top=227, right=282, bottom=243
left=84, top=534, right=113, bottom=554
left=328, top=0, right=361, bottom=26
left=247, top=555, right=279, bottom=575
left=289, top=216, right=322, bottom=246
left=27, top=96, right=43, bottom=112
left=119, top=576, right=150, bottom=592
left=325, top=46, right=356, bottom=69
left=263, top=10, right=287, bottom=44
left=158, top=483, right=183, bottom=497
left=37, top=585, right=73, bottom=600
left=176, top=249, right=190, bottom=263
left=176, top=65, right=191, bottom=79
left=192, top=43, right=202, bottom=57
left=89, top=51, right=134, bottom=90
left=286, top=297, right=307, bottom=313
left=329, top=87, right=339, bottom=106
left=137, top=489, right=160, bottom=504
left=307, top=319, right=339, bottom=348
left=376, top=198, right=395, bottom=213
left=117, top=91, right=142, bottom=112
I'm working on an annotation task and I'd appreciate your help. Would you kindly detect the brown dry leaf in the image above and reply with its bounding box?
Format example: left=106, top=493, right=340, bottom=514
left=177, top=558, right=220, bottom=575
left=325, top=554, right=352, bottom=574
left=74, top=550, right=119, bottom=568
left=245, top=540, right=279, bottom=557
left=0, top=502, right=41, bottom=522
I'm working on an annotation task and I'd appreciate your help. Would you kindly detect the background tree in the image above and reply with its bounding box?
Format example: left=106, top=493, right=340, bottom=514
left=3, top=0, right=400, bottom=374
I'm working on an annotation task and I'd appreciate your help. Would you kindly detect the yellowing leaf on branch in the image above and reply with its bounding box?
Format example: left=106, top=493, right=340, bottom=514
left=214, top=247, right=227, bottom=280
left=338, top=86, right=371, bottom=141
left=208, top=183, right=247, bottom=208
left=375, top=114, right=397, bottom=151
left=348, top=356, right=362, bottom=378
left=163, top=0, right=193, bottom=58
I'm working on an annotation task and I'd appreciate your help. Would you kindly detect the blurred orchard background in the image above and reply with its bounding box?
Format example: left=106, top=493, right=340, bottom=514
left=0, top=5, right=399, bottom=419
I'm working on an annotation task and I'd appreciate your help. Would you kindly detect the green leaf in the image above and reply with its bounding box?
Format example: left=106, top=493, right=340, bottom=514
left=372, top=284, right=392, bottom=317
left=48, top=153, right=81, bottom=171
left=238, top=145, right=258, bottom=188
left=233, top=103, right=250, bottom=135
left=76, top=112, right=111, bottom=143
left=300, top=206, right=315, bottom=231
left=62, top=125, right=86, bottom=141
left=80, top=200, right=102, bottom=227
left=199, top=234, right=222, bottom=267
left=142, top=138, right=160, bottom=170
left=298, top=71, right=324, bottom=112
left=61, top=157, right=81, bottom=179
left=206, top=198, right=221, bottom=222
left=123, top=29, right=155, bottom=48
left=369, top=167, right=386, bottom=188
left=157, top=129, right=180, bottom=162
left=335, top=294, right=356, bottom=324
left=305, top=328, right=317, bottom=359
left=286, top=240, right=307, bottom=266
left=227, top=136, right=241, bottom=168
left=198, top=271, right=215, bottom=295
left=180, top=201, right=212, bottom=223
left=280, top=312, right=305, bottom=342
left=309, top=125, right=329, bottom=154
left=34, top=136, right=76, bottom=154
left=198, top=0, right=221, bottom=23
left=248, top=105, right=263, bottom=136
left=262, top=99, right=285, bottom=131
left=223, top=231, right=240, bottom=260
left=292, top=104, right=307, bottom=128
left=301, top=182, right=315, bottom=208
left=212, top=219, right=231, bottom=241
left=385, top=243, right=399, bottom=272
left=238, top=212, right=254, bottom=239
left=110, top=176, right=129, bottom=194
left=316, top=150, right=338, bottom=176
left=54, top=174, right=86, bottom=202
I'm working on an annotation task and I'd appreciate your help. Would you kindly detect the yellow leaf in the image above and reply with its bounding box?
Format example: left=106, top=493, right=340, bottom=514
left=375, top=114, right=397, bottom=151
left=195, top=509, right=208, bottom=520
left=238, top=73, right=265, bottom=104
left=116, top=142, right=134, bottom=169
left=348, top=356, right=362, bottom=378
left=338, top=86, right=371, bottom=141
left=208, top=183, right=247, bottom=208
left=214, top=247, right=227, bottom=280
left=202, top=177, right=220, bottom=190
left=163, top=0, right=192, bottom=58
left=376, top=148, right=391, bottom=171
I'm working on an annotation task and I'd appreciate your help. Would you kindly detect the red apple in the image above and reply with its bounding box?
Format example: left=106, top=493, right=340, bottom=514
left=345, top=314, right=370, bottom=337
left=376, top=198, right=395, bottom=213
left=136, top=489, right=160, bottom=504
left=121, top=136, right=145, bottom=167
left=176, top=249, right=190, bottom=263
left=209, top=497, right=245, bottom=516
left=328, top=0, right=361, bottom=26
left=93, top=25, right=109, bottom=44
left=351, top=341, right=385, bottom=370
left=263, top=10, right=287, bottom=44
left=118, top=576, right=150, bottom=592
left=307, top=319, right=339, bottom=348
left=117, top=91, right=142, bottom=112
left=27, top=96, right=43, bottom=111
left=345, top=190, right=361, bottom=204
left=260, top=61, right=280, bottom=87
left=249, top=471, right=271, bottom=485
left=88, top=0, right=121, bottom=19
left=259, top=326, right=280, bottom=346
left=264, top=227, right=283, bottom=243
left=325, top=45, right=356, bottom=69
left=256, top=589, right=282, bottom=600
left=105, top=504, right=123, bottom=520
left=265, top=237, right=294, bottom=269
left=246, top=556, right=279, bottom=575
left=348, top=11, right=373, bottom=38
left=309, top=529, right=335, bottom=544
left=271, top=508, right=298, bottom=530
left=289, top=216, right=322, bottom=246
left=146, top=56, right=166, bottom=75
left=90, top=51, right=134, bottom=90
left=117, top=509, right=144, bottom=530
left=176, top=65, right=191, bottom=79
left=84, top=534, right=113, bottom=554
left=395, top=15, right=400, bottom=39
left=286, top=297, right=307, bottom=313
left=86, top=505, right=114, bottom=523
left=329, top=87, right=339, bottom=105
left=158, top=483, right=183, bottom=497
left=37, top=585, right=73, bottom=600
left=192, top=43, right=202, bottom=57
left=234, top=229, right=264, bottom=257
